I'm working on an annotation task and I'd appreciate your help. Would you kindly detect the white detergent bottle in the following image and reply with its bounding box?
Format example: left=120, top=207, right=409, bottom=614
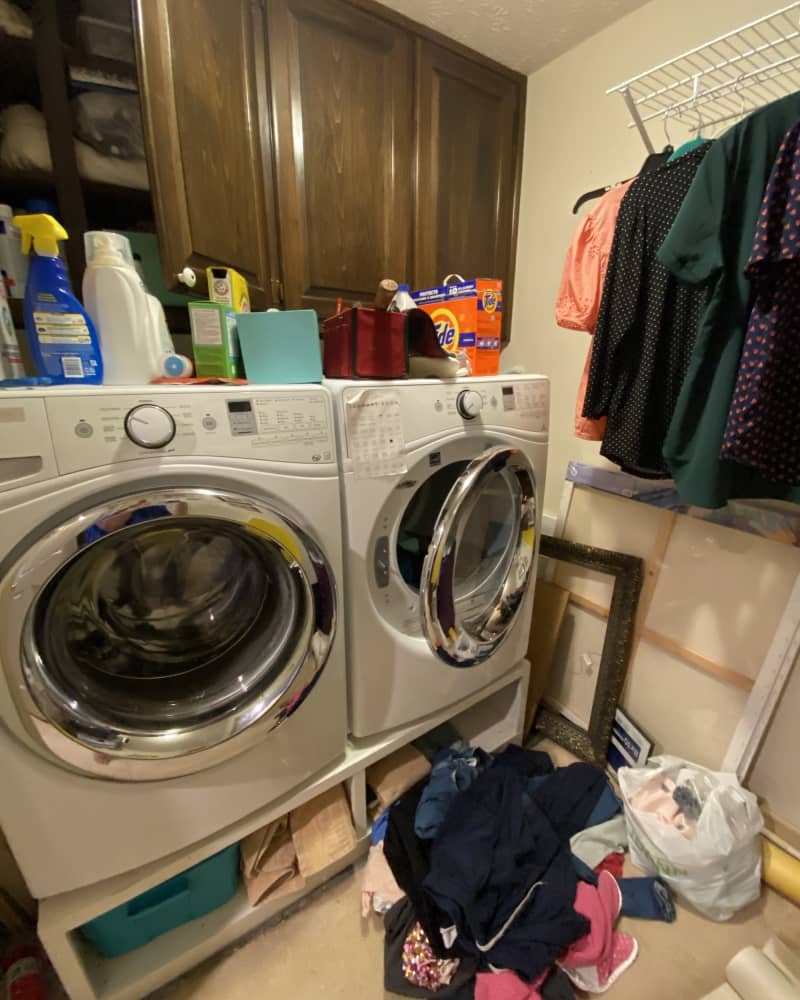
left=146, top=292, right=193, bottom=377
left=83, top=230, right=160, bottom=385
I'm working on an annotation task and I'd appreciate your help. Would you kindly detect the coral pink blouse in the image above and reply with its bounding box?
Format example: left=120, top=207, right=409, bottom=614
left=556, top=181, right=632, bottom=440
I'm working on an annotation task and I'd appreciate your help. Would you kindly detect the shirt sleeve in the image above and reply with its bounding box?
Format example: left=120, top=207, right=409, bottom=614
left=657, top=139, right=727, bottom=284
left=555, top=215, right=602, bottom=333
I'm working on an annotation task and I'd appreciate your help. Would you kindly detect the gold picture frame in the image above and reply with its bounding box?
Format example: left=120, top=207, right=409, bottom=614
left=534, top=535, right=644, bottom=765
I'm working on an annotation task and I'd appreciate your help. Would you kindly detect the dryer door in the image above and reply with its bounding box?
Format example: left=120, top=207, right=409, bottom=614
left=418, top=446, right=537, bottom=666
left=6, top=487, right=335, bottom=780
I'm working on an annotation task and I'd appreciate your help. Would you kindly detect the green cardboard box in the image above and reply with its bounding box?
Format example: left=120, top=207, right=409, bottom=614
left=189, top=301, right=242, bottom=378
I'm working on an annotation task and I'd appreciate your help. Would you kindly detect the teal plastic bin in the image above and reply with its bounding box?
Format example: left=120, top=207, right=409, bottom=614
left=80, top=845, right=240, bottom=958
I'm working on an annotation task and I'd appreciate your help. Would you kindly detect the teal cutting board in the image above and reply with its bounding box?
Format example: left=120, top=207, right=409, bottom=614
left=237, top=310, right=322, bottom=384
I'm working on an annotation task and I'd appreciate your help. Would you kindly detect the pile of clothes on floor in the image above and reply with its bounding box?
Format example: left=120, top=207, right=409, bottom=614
left=362, top=743, right=676, bottom=998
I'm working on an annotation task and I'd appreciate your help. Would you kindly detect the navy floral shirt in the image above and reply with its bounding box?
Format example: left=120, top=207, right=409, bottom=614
left=722, top=119, right=800, bottom=484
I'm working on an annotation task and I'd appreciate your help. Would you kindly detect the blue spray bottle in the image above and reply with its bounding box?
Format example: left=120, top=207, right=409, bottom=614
left=14, top=213, right=103, bottom=384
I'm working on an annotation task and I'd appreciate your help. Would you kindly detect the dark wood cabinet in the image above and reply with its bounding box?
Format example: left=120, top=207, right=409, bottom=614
left=134, top=0, right=525, bottom=334
left=134, top=0, right=279, bottom=308
left=415, top=41, right=524, bottom=340
left=266, top=0, right=413, bottom=316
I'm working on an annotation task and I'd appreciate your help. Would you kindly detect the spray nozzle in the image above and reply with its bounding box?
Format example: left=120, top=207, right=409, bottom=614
left=13, top=213, right=67, bottom=257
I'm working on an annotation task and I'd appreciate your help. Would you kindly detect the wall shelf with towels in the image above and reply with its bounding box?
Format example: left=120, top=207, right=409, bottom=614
left=607, top=2, right=800, bottom=151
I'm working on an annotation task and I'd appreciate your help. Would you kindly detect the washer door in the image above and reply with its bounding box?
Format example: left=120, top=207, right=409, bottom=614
left=6, top=488, right=336, bottom=780
left=418, top=446, right=537, bottom=667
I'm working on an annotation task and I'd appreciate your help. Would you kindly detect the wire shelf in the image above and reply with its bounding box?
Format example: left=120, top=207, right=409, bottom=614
left=607, top=3, right=800, bottom=151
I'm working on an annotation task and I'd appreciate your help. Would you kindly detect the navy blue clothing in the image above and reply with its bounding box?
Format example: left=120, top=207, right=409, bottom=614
left=79, top=504, right=171, bottom=545
left=492, top=744, right=555, bottom=778
left=585, top=784, right=622, bottom=829
left=531, top=763, right=608, bottom=841
left=415, top=747, right=493, bottom=840
left=384, top=780, right=451, bottom=957
left=571, top=856, right=676, bottom=922
left=423, top=763, right=605, bottom=981
left=720, top=120, right=800, bottom=483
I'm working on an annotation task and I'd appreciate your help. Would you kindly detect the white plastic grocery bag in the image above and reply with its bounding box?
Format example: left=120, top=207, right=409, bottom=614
left=618, top=755, right=763, bottom=921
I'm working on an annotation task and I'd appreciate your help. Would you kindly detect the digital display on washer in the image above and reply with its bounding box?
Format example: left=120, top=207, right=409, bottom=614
left=227, top=399, right=258, bottom=435
left=502, top=385, right=515, bottom=411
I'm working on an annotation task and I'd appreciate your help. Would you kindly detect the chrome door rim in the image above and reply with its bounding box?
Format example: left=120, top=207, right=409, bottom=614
left=420, top=446, right=536, bottom=667
left=6, top=487, right=336, bottom=779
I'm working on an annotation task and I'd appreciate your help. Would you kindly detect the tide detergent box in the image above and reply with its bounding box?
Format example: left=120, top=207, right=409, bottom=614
left=411, top=277, right=502, bottom=376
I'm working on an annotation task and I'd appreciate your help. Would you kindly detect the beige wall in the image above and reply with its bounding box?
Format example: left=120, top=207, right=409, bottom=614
left=503, top=0, right=781, bottom=516
left=504, top=0, right=800, bottom=829
left=546, top=486, right=800, bottom=830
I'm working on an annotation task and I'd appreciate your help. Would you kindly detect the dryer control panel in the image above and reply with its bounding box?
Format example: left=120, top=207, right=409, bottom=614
left=36, top=388, right=336, bottom=475
left=342, top=375, right=549, bottom=451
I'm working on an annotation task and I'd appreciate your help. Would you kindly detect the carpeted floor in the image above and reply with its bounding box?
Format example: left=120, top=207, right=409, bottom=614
left=158, top=861, right=800, bottom=1000
left=158, top=740, right=800, bottom=999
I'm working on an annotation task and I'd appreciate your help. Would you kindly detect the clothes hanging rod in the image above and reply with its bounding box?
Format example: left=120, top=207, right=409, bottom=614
left=607, top=3, right=800, bottom=150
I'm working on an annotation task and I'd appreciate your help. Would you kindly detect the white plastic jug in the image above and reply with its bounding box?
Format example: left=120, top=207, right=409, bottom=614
left=83, top=231, right=164, bottom=385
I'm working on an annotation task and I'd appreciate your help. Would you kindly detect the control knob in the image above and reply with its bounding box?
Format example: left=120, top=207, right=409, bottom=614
left=124, top=404, right=176, bottom=449
left=456, top=389, right=483, bottom=420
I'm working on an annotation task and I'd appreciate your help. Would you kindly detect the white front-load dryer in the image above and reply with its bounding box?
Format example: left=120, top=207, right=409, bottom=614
left=326, top=375, right=549, bottom=739
left=0, top=385, right=347, bottom=898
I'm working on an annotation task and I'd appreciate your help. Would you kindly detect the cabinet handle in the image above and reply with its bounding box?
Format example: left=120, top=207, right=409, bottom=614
left=176, top=267, right=197, bottom=288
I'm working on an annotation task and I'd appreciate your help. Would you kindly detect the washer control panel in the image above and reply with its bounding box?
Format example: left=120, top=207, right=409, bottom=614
left=456, top=389, right=483, bottom=419
left=226, top=399, right=259, bottom=436
left=44, top=389, right=335, bottom=475
left=429, top=379, right=548, bottom=431
left=124, top=404, right=177, bottom=449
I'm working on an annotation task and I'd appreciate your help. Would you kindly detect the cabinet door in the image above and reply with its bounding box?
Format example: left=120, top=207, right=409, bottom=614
left=267, top=0, right=413, bottom=316
left=415, top=42, right=524, bottom=340
left=134, top=0, right=279, bottom=307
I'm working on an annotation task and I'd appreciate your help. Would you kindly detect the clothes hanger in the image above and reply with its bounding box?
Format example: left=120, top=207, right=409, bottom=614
left=669, top=98, right=709, bottom=161
left=666, top=71, right=713, bottom=161
left=710, top=79, right=746, bottom=138
left=571, top=92, right=675, bottom=213
left=572, top=183, right=616, bottom=215
left=570, top=137, right=674, bottom=214
left=637, top=143, right=674, bottom=175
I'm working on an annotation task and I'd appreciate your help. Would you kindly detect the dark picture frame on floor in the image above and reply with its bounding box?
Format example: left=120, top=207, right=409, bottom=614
left=534, top=535, right=643, bottom=766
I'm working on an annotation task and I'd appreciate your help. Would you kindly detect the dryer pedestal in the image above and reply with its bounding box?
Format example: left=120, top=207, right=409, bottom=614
left=38, top=660, right=532, bottom=1000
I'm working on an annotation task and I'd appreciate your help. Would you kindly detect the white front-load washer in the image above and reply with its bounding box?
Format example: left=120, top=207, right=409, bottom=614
left=326, top=374, right=549, bottom=739
left=0, top=385, right=347, bottom=898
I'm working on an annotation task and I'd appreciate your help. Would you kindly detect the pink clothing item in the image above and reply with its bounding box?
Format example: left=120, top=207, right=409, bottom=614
left=563, top=932, right=638, bottom=994
left=561, top=872, right=621, bottom=968
left=475, top=969, right=548, bottom=1000
left=555, top=181, right=633, bottom=441
left=560, top=872, right=638, bottom=993
left=360, top=843, right=404, bottom=917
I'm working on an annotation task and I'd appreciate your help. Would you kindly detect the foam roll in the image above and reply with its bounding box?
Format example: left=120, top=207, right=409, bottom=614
left=726, top=946, right=800, bottom=1000
left=763, top=839, right=800, bottom=907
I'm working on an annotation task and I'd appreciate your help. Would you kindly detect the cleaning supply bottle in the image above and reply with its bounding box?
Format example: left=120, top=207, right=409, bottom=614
left=0, top=205, right=29, bottom=299
left=387, top=282, right=416, bottom=313
left=14, top=214, right=102, bottom=384
left=83, top=230, right=166, bottom=385
left=146, top=291, right=193, bottom=377
left=0, top=277, right=24, bottom=378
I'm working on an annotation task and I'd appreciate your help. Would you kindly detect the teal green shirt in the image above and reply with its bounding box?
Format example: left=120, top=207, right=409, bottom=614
left=667, top=136, right=708, bottom=162
left=658, top=93, right=800, bottom=508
